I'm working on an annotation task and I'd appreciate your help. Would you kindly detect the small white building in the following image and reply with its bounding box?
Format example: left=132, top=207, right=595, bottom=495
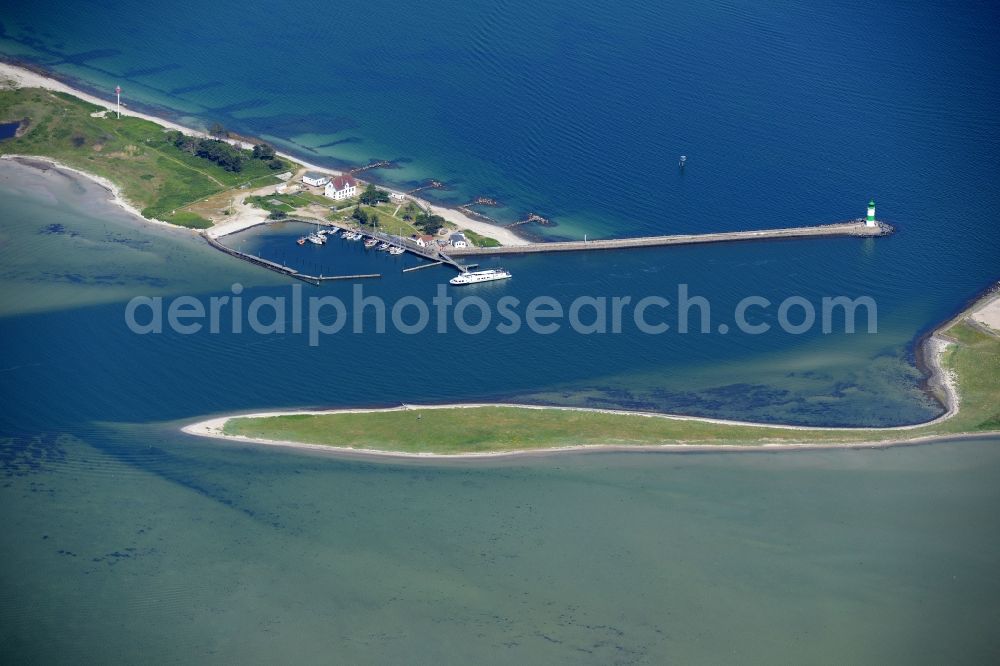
left=275, top=183, right=287, bottom=194
left=324, top=174, right=358, bottom=200
left=449, top=233, right=469, bottom=248
left=389, top=192, right=406, bottom=202
left=302, top=171, right=330, bottom=187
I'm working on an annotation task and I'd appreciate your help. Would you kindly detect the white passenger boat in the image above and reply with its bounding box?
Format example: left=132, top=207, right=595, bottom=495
left=449, top=268, right=512, bottom=285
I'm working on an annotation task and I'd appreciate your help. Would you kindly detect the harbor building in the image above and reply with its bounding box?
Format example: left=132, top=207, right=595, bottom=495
left=324, top=175, right=358, bottom=200
left=302, top=171, right=330, bottom=187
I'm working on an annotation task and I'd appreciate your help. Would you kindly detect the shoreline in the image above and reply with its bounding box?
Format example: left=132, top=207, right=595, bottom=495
left=0, top=154, right=188, bottom=232
left=0, top=60, right=529, bottom=247
left=5, top=61, right=994, bottom=461
left=180, top=286, right=1000, bottom=461
left=180, top=415, right=1000, bottom=461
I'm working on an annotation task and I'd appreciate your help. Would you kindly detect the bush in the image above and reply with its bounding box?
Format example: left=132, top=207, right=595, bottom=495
left=359, top=183, right=389, bottom=205
left=252, top=143, right=276, bottom=160
left=414, top=212, right=446, bottom=235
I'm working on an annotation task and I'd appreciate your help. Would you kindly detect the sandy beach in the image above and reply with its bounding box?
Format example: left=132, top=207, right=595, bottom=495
left=0, top=61, right=529, bottom=247
left=180, top=415, right=998, bottom=461
left=970, top=289, right=1000, bottom=334
left=179, top=396, right=968, bottom=461
left=179, top=284, right=1000, bottom=461
left=1, top=154, right=188, bottom=232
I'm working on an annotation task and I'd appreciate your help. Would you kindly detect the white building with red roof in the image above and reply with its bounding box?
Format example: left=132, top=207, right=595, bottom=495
left=324, top=174, right=358, bottom=200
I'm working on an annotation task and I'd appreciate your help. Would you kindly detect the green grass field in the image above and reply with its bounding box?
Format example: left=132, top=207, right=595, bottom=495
left=463, top=229, right=502, bottom=247
left=222, top=316, right=999, bottom=455
left=0, top=87, right=288, bottom=228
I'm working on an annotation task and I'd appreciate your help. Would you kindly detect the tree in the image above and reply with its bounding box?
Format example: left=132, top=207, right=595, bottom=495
left=268, top=210, right=287, bottom=220
left=252, top=143, right=276, bottom=160
left=360, top=183, right=389, bottom=206
left=402, top=201, right=417, bottom=221
left=414, top=212, right=445, bottom=235
left=194, top=138, right=244, bottom=172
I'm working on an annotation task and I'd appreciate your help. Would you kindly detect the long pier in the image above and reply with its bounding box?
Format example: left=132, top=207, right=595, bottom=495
left=203, top=217, right=890, bottom=284
left=315, top=273, right=381, bottom=281
left=202, top=231, right=321, bottom=285
left=402, top=261, right=444, bottom=272
left=447, top=220, right=891, bottom=256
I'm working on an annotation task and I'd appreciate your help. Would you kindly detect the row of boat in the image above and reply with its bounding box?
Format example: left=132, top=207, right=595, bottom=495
left=292, top=226, right=512, bottom=284
left=297, top=228, right=405, bottom=254
left=297, top=228, right=337, bottom=245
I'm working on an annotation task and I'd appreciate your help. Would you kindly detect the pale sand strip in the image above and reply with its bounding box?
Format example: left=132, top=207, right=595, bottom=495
left=1, top=154, right=185, bottom=231
left=178, top=425, right=1000, bottom=461
left=970, top=290, right=1000, bottom=334
left=0, top=62, right=527, bottom=246
left=181, top=286, right=1000, bottom=462
left=179, top=327, right=977, bottom=460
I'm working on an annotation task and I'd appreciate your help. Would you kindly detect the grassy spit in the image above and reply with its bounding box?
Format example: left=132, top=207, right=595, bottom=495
left=221, top=315, right=999, bottom=455
left=0, top=87, right=287, bottom=227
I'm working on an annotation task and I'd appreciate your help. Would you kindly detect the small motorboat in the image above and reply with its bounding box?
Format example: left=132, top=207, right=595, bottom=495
left=296, top=237, right=306, bottom=246
left=364, top=238, right=379, bottom=248
left=378, top=242, right=391, bottom=251
left=388, top=246, right=405, bottom=255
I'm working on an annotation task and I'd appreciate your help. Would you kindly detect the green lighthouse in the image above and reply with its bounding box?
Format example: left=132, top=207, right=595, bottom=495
left=866, top=199, right=876, bottom=227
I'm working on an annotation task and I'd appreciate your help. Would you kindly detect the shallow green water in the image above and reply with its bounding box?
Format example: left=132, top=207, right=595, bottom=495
left=3, top=427, right=999, bottom=663
left=2, top=0, right=1000, bottom=656
left=2, top=150, right=998, bottom=664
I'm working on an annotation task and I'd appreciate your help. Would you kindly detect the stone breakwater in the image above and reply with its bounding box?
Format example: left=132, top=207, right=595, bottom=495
left=448, top=220, right=892, bottom=255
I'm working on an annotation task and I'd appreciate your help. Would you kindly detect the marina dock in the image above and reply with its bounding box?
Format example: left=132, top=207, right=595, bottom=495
left=202, top=217, right=892, bottom=284
left=203, top=220, right=471, bottom=282
left=448, top=220, right=891, bottom=256
left=202, top=231, right=321, bottom=284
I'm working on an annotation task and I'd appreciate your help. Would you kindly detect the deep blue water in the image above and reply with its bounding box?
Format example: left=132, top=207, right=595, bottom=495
left=2, top=1, right=1000, bottom=661
left=3, top=0, right=997, bottom=425
left=2, top=3, right=997, bottom=303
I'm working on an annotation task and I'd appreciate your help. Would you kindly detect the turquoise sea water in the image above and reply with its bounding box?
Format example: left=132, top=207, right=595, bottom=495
left=1, top=0, right=1000, bottom=661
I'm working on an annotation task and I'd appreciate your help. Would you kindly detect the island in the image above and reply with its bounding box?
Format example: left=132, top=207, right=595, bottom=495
left=183, top=289, right=1000, bottom=458
left=0, top=62, right=515, bottom=247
